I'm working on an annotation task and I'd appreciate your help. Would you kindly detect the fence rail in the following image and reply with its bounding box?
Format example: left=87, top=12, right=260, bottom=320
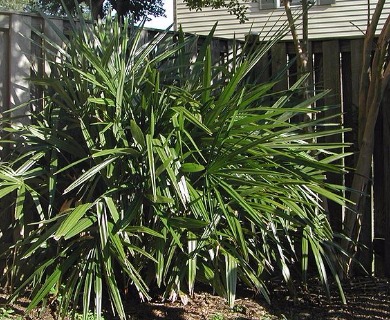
left=0, top=11, right=389, bottom=275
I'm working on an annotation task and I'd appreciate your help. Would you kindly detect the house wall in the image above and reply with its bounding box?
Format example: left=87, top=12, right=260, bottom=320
left=175, top=0, right=390, bottom=40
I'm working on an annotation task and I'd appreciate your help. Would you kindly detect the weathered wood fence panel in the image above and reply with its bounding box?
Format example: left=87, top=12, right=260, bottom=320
left=0, top=11, right=389, bottom=275
left=383, top=85, right=390, bottom=276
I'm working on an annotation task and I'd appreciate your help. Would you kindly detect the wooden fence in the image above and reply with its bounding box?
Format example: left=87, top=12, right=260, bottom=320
left=0, top=11, right=389, bottom=276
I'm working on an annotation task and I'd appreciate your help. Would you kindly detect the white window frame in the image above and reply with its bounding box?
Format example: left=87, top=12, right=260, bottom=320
left=259, top=0, right=335, bottom=10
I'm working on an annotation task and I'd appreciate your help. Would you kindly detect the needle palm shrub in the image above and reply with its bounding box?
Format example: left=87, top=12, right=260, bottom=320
left=0, top=13, right=348, bottom=319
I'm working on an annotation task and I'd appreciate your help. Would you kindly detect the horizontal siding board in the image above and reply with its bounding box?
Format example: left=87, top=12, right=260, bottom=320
left=176, top=0, right=390, bottom=40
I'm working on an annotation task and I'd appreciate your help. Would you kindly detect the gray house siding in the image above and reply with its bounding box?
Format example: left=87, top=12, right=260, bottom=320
left=175, top=0, right=390, bottom=40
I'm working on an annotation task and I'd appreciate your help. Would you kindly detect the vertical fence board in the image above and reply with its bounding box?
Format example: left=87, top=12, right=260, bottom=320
left=373, top=98, right=385, bottom=275
left=382, top=83, right=390, bottom=276
left=244, top=35, right=271, bottom=86
left=211, top=38, right=221, bottom=65
left=30, top=16, right=44, bottom=113
left=346, top=41, right=363, bottom=262
left=253, top=50, right=270, bottom=84
left=271, top=42, right=288, bottom=92
left=43, top=18, right=64, bottom=81
left=322, top=40, right=343, bottom=233
left=0, top=15, right=10, bottom=280
left=343, top=39, right=373, bottom=273
left=313, top=46, right=323, bottom=101
left=350, top=39, right=374, bottom=274
left=306, top=41, right=314, bottom=95
left=0, top=27, right=10, bottom=156
left=341, top=49, right=353, bottom=184
left=9, top=14, right=31, bottom=126
left=350, top=39, right=363, bottom=165
left=384, top=106, right=390, bottom=277
left=344, top=39, right=363, bottom=187
left=0, top=24, right=9, bottom=115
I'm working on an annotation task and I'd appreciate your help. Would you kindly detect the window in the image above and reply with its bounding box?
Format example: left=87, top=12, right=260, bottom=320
left=259, top=0, right=335, bottom=10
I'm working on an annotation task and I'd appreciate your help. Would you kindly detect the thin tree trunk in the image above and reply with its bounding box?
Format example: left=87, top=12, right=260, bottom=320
left=283, top=0, right=312, bottom=110
left=358, top=0, right=387, bottom=145
left=341, top=2, right=390, bottom=274
left=283, top=0, right=306, bottom=75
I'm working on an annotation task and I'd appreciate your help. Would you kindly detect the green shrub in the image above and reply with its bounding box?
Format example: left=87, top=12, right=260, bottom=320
left=0, top=307, right=15, bottom=320
left=209, top=313, right=225, bottom=320
left=0, top=11, right=348, bottom=319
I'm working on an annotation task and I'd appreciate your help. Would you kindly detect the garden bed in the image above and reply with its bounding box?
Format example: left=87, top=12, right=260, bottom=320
left=1, top=277, right=389, bottom=319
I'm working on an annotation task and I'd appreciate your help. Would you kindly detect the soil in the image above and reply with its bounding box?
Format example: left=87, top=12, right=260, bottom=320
left=1, top=276, right=389, bottom=320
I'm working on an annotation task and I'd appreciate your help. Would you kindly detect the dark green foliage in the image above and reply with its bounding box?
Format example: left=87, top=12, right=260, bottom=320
left=0, top=12, right=349, bottom=319
left=28, top=0, right=165, bottom=21
left=183, top=0, right=248, bottom=23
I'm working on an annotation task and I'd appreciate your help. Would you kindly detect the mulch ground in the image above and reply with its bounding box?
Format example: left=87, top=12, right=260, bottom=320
left=1, top=276, right=389, bottom=319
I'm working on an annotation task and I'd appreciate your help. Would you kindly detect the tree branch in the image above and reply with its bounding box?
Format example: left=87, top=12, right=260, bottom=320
left=358, top=0, right=386, bottom=145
